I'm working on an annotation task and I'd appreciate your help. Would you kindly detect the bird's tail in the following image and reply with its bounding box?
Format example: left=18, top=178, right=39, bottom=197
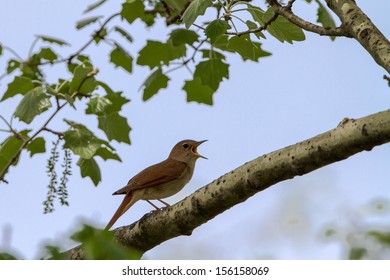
left=105, top=190, right=140, bottom=231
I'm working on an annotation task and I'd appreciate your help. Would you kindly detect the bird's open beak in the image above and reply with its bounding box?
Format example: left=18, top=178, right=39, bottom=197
left=192, top=140, right=208, bottom=159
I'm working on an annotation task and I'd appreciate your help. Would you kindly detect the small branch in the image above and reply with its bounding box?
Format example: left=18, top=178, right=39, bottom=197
left=38, top=13, right=120, bottom=66
left=0, top=178, right=8, bottom=184
left=43, top=128, right=64, bottom=137
left=227, top=10, right=279, bottom=36
left=266, top=0, right=350, bottom=37
left=67, top=13, right=120, bottom=64
left=0, top=115, right=20, bottom=138
left=286, top=0, right=296, bottom=10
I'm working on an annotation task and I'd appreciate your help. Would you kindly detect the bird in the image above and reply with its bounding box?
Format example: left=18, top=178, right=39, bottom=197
left=105, top=139, right=207, bottom=230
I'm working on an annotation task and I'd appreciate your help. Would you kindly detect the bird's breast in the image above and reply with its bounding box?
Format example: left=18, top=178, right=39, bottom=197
left=142, top=161, right=195, bottom=200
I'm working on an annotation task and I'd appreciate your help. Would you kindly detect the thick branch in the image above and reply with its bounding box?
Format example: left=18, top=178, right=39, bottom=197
left=67, top=109, right=390, bottom=259
left=326, top=0, right=390, bottom=73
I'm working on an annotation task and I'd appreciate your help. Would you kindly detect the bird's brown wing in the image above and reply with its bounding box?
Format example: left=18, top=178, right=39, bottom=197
left=112, top=159, right=187, bottom=195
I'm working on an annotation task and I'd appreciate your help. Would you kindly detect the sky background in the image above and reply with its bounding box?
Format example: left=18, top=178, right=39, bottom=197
left=0, top=0, right=390, bottom=259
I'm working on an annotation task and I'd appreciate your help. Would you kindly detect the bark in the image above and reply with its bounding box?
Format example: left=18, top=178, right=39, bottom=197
left=67, top=110, right=390, bottom=259
left=326, top=0, right=390, bottom=73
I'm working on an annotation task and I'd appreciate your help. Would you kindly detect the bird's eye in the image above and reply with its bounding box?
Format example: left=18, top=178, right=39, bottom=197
left=182, top=143, right=189, bottom=149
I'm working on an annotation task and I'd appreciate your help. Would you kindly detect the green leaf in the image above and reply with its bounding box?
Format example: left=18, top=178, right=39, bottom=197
left=182, top=0, right=213, bottom=29
left=71, top=224, right=142, bottom=259
left=26, top=137, right=46, bottom=157
left=94, top=28, right=107, bottom=43
left=44, top=245, right=67, bottom=260
left=83, top=0, right=107, bottom=14
left=63, top=120, right=101, bottom=159
left=204, top=20, right=231, bottom=44
left=114, top=26, right=133, bottom=43
left=110, top=45, right=133, bottom=73
left=76, top=16, right=102, bottom=30
left=37, top=35, right=70, bottom=46
left=69, top=64, right=97, bottom=95
left=121, top=0, right=145, bottom=24
left=170, top=29, right=199, bottom=46
left=0, top=135, right=24, bottom=176
left=183, top=78, right=214, bottom=105
left=141, top=68, right=170, bottom=101
left=348, top=248, right=367, bottom=260
left=137, top=40, right=186, bottom=69
left=86, top=96, right=112, bottom=115
left=0, top=43, right=3, bottom=56
left=76, top=55, right=91, bottom=63
left=248, top=6, right=305, bottom=43
left=14, top=87, right=52, bottom=124
left=2, top=76, right=34, bottom=101
left=95, top=147, right=121, bottom=161
left=98, top=113, right=131, bottom=144
left=212, top=35, right=233, bottom=52
left=0, top=252, right=18, bottom=260
left=369, top=231, right=390, bottom=247
left=246, top=20, right=266, bottom=39
left=194, top=59, right=229, bottom=91
left=227, top=34, right=271, bottom=61
left=165, top=0, right=188, bottom=11
left=315, top=0, right=336, bottom=40
left=77, top=158, right=101, bottom=185
left=98, top=82, right=130, bottom=112
left=7, top=60, right=20, bottom=74
left=200, top=49, right=226, bottom=60
left=38, top=47, right=57, bottom=62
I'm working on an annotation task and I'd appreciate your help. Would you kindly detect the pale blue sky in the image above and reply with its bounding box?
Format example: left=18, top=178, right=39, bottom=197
left=0, top=0, right=390, bottom=259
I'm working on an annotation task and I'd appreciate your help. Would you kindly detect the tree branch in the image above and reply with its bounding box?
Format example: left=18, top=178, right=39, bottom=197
left=325, top=0, right=390, bottom=73
left=66, top=109, right=390, bottom=259
left=266, top=0, right=349, bottom=37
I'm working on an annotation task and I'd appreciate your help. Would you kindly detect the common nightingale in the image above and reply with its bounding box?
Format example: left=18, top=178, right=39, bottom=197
left=105, top=139, right=207, bottom=230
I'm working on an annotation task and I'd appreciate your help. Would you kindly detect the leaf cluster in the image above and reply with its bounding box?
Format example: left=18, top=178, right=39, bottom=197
left=0, top=0, right=337, bottom=210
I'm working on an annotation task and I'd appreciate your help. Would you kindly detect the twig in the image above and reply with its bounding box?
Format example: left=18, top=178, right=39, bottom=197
left=38, top=12, right=121, bottom=66
left=384, top=75, right=390, bottom=87
left=164, top=39, right=206, bottom=76
left=227, top=10, right=278, bottom=36
left=68, top=12, right=120, bottom=63
left=286, top=0, right=296, bottom=10
left=0, top=115, right=20, bottom=138
left=43, top=128, right=64, bottom=137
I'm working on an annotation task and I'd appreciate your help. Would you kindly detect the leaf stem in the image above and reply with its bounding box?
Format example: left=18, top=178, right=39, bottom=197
left=28, top=37, right=40, bottom=58
left=1, top=45, right=23, bottom=61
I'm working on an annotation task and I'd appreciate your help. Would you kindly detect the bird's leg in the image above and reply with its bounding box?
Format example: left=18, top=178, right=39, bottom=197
left=147, top=194, right=171, bottom=209
left=156, top=198, right=171, bottom=208
left=146, top=200, right=160, bottom=210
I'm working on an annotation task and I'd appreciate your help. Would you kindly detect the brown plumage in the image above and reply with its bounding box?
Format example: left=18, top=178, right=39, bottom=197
left=105, top=139, right=207, bottom=230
